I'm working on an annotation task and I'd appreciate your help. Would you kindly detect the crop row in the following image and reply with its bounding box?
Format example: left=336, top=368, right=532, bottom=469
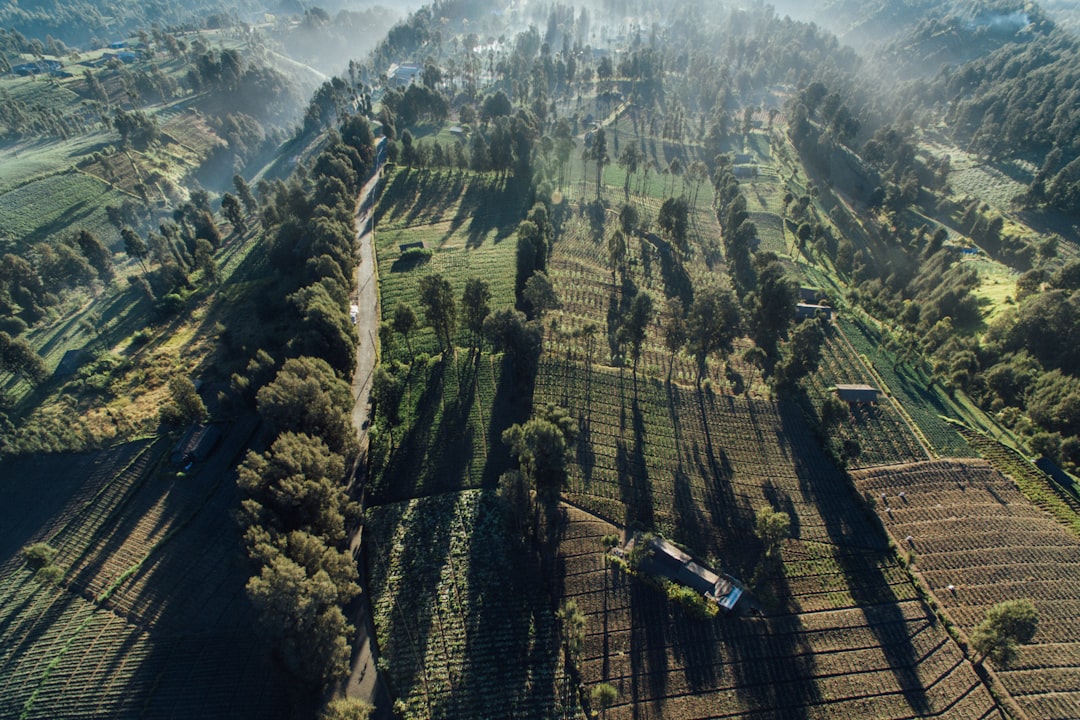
left=0, top=171, right=126, bottom=250
left=836, top=316, right=973, bottom=458
left=553, top=505, right=999, bottom=719
left=959, top=429, right=1080, bottom=535
left=851, top=459, right=1080, bottom=717
left=808, top=329, right=928, bottom=469
left=365, top=490, right=582, bottom=720
left=371, top=352, right=503, bottom=504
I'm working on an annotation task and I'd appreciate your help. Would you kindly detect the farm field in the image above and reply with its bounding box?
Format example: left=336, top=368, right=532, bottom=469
left=836, top=314, right=976, bottom=458
left=550, top=481, right=1000, bottom=718
left=852, top=459, right=1080, bottom=719
left=0, top=420, right=298, bottom=719
left=368, top=349, right=518, bottom=504
left=807, top=325, right=930, bottom=469
left=374, top=167, right=526, bottom=355
left=365, top=489, right=582, bottom=720
left=363, top=78, right=1035, bottom=720
left=534, top=359, right=999, bottom=716
left=0, top=170, right=128, bottom=251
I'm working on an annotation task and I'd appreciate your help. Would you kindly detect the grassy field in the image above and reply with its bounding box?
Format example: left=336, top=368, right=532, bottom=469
left=0, top=422, right=298, bottom=719
left=0, top=170, right=128, bottom=251
left=853, top=459, right=1080, bottom=720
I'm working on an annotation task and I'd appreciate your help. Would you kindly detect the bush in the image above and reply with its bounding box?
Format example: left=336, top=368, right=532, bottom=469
left=23, top=542, right=57, bottom=568
left=153, top=293, right=186, bottom=320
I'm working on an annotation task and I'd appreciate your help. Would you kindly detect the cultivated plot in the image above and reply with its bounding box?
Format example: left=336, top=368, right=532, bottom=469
left=852, top=458, right=1080, bottom=719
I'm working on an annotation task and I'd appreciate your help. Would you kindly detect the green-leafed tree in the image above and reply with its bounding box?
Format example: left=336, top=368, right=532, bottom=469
left=237, top=431, right=354, bottom=543
left=523, top=271, right=560, bottom=319
left=392, top=302, right=417, bottom=358
left=972, top=599, right=1039, bottom=667
left=418, top=273, right=457, bottom=353
left=256, top=356, right=358, bottom=458
left=687, top=285, right=742, bottom=385
left=159, top=375, right=207, bottom=426
left=461, top=277, right=492, bottom=349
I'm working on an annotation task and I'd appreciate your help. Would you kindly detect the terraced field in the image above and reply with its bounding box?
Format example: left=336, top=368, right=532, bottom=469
left=808, top=327, right=929, bottom=469
left=0, top=422, right=295, bottom=719
left=552, top=500, right=999, bottom=718
left=852, top=459, right=1080, bottom=719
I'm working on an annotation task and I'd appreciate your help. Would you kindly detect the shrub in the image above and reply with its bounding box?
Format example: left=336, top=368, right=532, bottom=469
left=23, top=542, right=57, bottom=568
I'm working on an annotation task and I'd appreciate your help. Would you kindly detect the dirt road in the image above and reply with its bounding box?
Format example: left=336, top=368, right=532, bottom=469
left=342, top=142, right=393, bottom=716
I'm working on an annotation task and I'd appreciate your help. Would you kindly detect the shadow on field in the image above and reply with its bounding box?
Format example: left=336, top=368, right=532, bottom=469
left=723, top=611, right=819, bottom=717
left=778, top=401, right=932, bottom=716
left=375, top=359, right=446, bottom=503
left=461, top=174, right=529, bottom=248
left=628, top=573, right=670, bottom=705
left=617, top=392, right=654, bottom=529
left=372, top=491, right=458, bottom=716
left=479, top=353, right=530, bottom=488
left=432, top=491, right=566, bottom=717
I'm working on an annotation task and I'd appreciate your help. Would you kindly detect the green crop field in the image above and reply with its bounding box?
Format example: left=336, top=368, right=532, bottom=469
left=0, top=171, right=126, bottom=251
left=365, top=489, right=581, bottom=720
left=374, top=168, right=525, bottom=354
left=807, top=328, right=929, bottom=469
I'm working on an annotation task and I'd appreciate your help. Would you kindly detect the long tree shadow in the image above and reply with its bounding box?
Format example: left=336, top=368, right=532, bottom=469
left=376, top=359, right=446, bottom=503
left=417, top=354, right=481, bottom=497
left=617, top=397, right=654, bottom=529
left=628, top=576, right=670, bottom=708
left=777, top=399, right=933, bottom=716
left=439, top=490, right=568, bottom=718
left=480, top=353, right=531, bottom=488
left=368, top=491, right=459, bottom=717
left=722, top=607, right=820, bottom=718
left=464, top=173, right=529, bottom=248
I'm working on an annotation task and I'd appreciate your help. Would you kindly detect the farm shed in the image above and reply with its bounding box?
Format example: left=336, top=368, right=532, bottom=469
left=171, top=424, right=223, bottom=466
left=629, top=535, right=745, bottom=612
left=795, top=303, right=835, bottom=321
left=834, top=384, right=879, bottom=404
left=399, top=241, right=426, bottom=252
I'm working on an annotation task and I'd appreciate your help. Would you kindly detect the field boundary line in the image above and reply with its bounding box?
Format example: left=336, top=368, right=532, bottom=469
left=835, top=320, right=934, bottom=459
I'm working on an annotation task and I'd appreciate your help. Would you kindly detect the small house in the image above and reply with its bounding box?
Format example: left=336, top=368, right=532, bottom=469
left=795, top=303, right=834, bottom=322
left=834, top=384, right=879, bottom=404
left=627, top=535, right=745, bottom=613
left=171, top=424, right=223, bottom=467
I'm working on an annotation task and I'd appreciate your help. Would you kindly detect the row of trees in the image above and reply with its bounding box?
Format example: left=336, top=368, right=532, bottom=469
left=233, top=115, right=377, bottom=691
